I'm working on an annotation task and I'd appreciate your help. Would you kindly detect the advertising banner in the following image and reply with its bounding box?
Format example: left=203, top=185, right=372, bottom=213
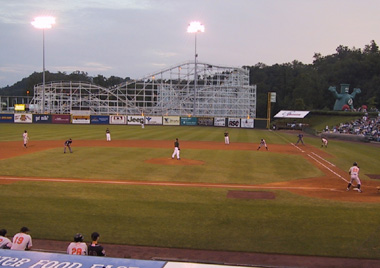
left=274, top=110, right=310, bottom=118
left=110, top=115, right=127, bottom=125
left=52, top=114, right=71, bottom=124
left=128, top=115, right=144, bottom=125
left=72, top=115, right=90, bottom=124
left=228, top=118, right=240, bottom=128
left=214, top=117, right=226, bottom=127
left=163, top=116, right=180, bottom=126
left=90, top=115, right=110, bottom=124
left=180, top=117, right=197, bottom=126
left=145, top=116, right=163, bottom=125
left=240, top=118, right=254, bottom=128
left=0, top=249, right=166, bottom=268
left=198, top=117, right=214, bottom=126
left=0, top=114, right=14, bottom=123
left=33, top=114, right=52, bottom=124
left=14, top=113, right=32, bottom=123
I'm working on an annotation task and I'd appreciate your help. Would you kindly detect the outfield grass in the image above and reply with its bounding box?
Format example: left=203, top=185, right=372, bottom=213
left=1, top=123, right=380, bottom=259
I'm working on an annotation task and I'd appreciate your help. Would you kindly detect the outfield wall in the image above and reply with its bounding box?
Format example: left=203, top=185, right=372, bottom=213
left=0, top=113, right=259, bottom=129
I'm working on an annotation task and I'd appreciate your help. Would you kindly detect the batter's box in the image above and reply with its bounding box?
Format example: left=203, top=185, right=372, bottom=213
left=227, top=190, right=276, bottom=200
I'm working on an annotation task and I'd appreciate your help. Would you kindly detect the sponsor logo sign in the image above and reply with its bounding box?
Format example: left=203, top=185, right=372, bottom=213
left=0, top=249, right=166, bottom=268
left=110, top=115, right=127, bottom=125
left=0, top=114, right=14, bottom=123
left=72, top=115, right=90, bottom=124
left=14, top=113, right=32, bottom=123
left=90, top=115, right=110, bottom=124
left=163, top=116, right=180, bottom=126
left=240, top=118, right=254, bottom=128
left=180, top=117, right=197, bottom=126
left=128, top=116, right=144, bottom=125
left=52, top=114, right=71, bottom=124
left=33, top=114, right=52, bottom=124
left=214, top=117, right=226, bottom=127
left=228, top=118, right=240, bottom=128
left=145, top=116, right=163, bottom=125
left=274, top=110, right=310, bottom=119
left=198, top=117, right=214, bottom=126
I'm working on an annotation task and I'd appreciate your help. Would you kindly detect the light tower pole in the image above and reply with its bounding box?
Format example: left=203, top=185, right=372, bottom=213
left=187, top=21, right=204, bottom=116
left=31, top=16, right=56, bottom=114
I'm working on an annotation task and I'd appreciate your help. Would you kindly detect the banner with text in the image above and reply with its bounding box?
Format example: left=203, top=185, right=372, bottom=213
left=0, top=114, right=14, bottom=123
left=14, top=113, right=33, bottom=123
left=72, top=115, right=91, bottom=124
left=0, top=249, right=166, bottom=268
left=240, top=118, right=254, bottom=128
left=128, top=116, right=144, bottom=125
left=180, top=117, right=197, bottom=126
left=52, top=114, right=71, bottom=124
left=214, top=117, right=226, bottom=127
left=33, top=114, right=52, bottom=124
left=163, top=116, right=180, bottom=126
left=110, top=115, right=127, bottom=125
left=145, top=116, right=163, bottom=125
left=90, top=115, right=110, bottom=124
left=228, top=118, right=240, bottom=128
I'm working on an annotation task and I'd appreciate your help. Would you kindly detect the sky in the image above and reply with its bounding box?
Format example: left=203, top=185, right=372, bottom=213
left=0, top=0, right=379, bottom=88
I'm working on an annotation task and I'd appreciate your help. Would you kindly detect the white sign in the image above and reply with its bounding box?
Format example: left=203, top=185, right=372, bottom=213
left=14, top=113, right=33, bottom=123
left=274, top=110, right=310, bottom=119
left=213, top=117, right=226, bottom=127
left=145, top=116, right=163, bottom=125
left=128, top=115, right=144, bottom=125
left=110, top=115, right=127, bottom=124
left=163, top=116, right=180, bottom=125
left=270, top=92, right=276, bottom=103
left=240, top=118, right=254, bottom=128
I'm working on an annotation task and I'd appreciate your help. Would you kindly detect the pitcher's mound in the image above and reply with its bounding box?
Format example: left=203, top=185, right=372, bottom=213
left=145, top=158, right=205, bottom=166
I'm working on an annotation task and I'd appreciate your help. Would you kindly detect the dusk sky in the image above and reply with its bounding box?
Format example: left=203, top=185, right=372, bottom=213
left=0, top=0, right=379, bottom=88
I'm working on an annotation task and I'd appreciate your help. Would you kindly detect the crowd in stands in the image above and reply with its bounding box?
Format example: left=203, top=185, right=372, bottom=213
left=0, top=227, right=105, bottom=256
left=325, top=113, right=380, bottom=142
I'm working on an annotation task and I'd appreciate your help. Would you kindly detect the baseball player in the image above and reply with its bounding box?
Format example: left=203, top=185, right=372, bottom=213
left=88, top=232, right=106, bottom=256
left=64, top=138, right=73, bottom=153
left=171, top=138, right=180, bottom=160
left=22, top=130, right=29, bottom=148
left=295, top=133, right=305, bottom=145
left=106, top=128, right=111, bottom=141
left=67, top=233, right=87, bottom=255
left=10, top=227, right=32, bottom=250
left=346, top=162, right=362, bottom=193
left=321, top=137, right=328, bottom=148
left=0, top=229, right=12, bottom=249
left=224, top=131, right=229, bottom=145
left=257, top=139, right=268, bottom=150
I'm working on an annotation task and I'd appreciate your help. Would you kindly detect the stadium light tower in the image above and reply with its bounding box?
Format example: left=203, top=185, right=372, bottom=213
left=31, top=16, right=56, bottom=113
left=187, top=21, right=204, bottom=116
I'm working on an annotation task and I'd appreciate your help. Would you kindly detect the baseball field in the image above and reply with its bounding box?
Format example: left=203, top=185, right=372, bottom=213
left=1, top=123, right=380, bottom=260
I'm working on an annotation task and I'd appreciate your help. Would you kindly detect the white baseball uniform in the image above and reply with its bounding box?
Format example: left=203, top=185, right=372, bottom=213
left=67, top=242, right=88, bottom=255
left=23, top=132, right=28, bottom=147
left=321, top=138, right=328, bottom=147
left=349, top=165, right=361, bottom=185
left=11, top=232, right=32, bottom=250
left=0, top=236, right=12, bottom=249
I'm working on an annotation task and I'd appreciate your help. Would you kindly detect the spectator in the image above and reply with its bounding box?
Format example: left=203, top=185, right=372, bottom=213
left=11, top=227, right=32, bottom=250
left=0, top=229, right=12, bottom=249
left=67, top=233, right=87, bottom=255
left=88, top=232, right=106, bottom=256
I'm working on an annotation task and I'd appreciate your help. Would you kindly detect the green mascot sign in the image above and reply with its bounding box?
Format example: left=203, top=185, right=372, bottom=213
left=328, top=84, right=361, bottom=111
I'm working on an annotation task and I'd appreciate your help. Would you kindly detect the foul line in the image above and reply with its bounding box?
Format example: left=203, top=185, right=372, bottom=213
left=307, top=154, right=348, bottom=183
left=0, top=176, right=338, bottom=192
left=310, top=152, right=335, bottom=167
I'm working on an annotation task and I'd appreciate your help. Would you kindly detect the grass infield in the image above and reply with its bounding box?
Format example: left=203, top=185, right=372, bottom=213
left=1, top=123, right=380, bottom=259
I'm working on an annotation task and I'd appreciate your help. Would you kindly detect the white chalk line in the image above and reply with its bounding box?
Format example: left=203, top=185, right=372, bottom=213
left=0, top=176, right=339, bottom=192
left=307, top=154, right=349, bottom=183
left=310, top=152, right=335, bottom=167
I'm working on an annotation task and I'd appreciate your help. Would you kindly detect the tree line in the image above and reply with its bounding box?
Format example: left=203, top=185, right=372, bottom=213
left=1, top=40, right=379, bottom=118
